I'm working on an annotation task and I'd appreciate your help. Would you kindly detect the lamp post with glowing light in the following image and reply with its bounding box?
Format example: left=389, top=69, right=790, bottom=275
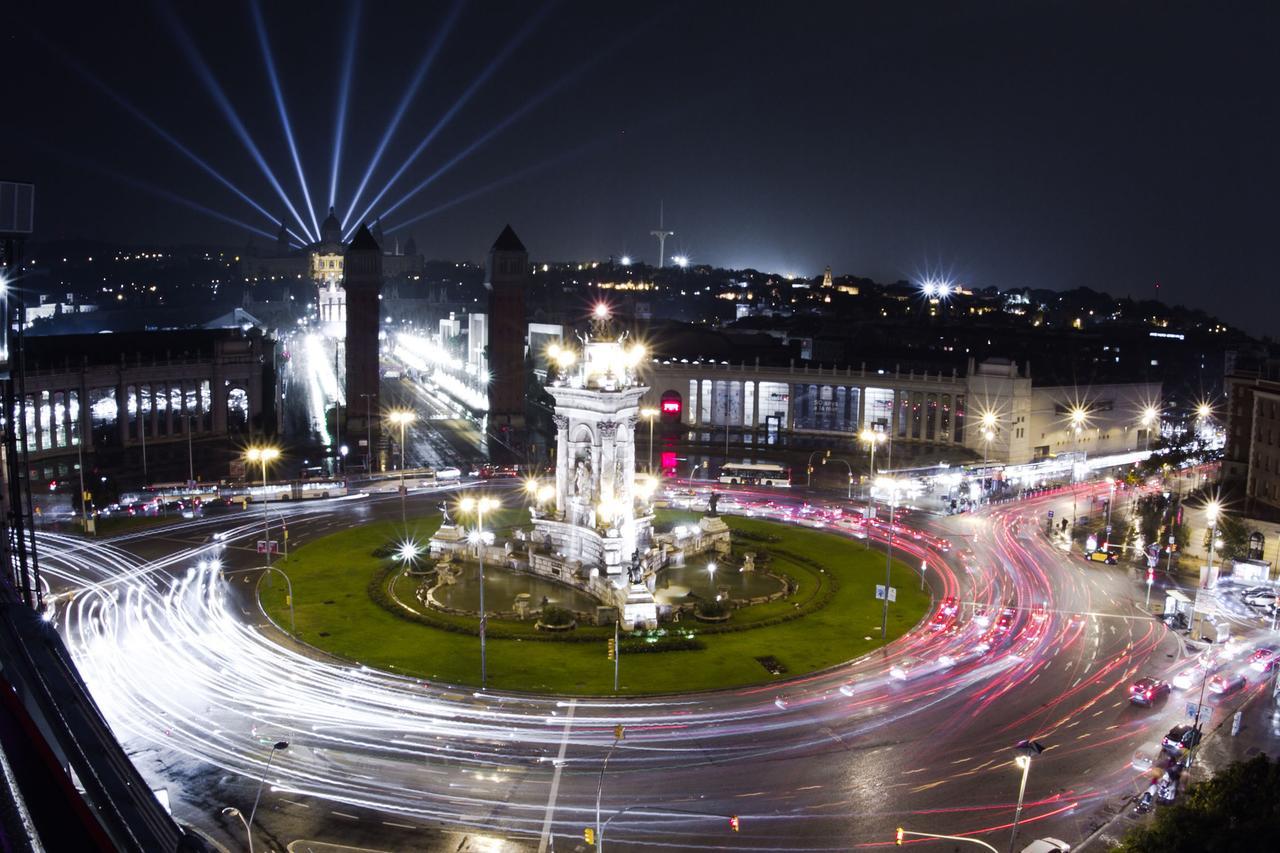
left=246, top=447, right=280, bottom=568
left=979, top=411, right=999, bottom=467
left=859, top=427, right=887, bottom=498
left=388, top=409, right=416, bottom=524
left=222, top=739, right=289, bottom=853
left=1140, top=405, right=1159, bottom=451
left=706, top=560, right=717, bottom=598
left=1069, top=406, right=1088, bottom=531
left=1007, top=739, right=1045, bottom=853
left=641, top=407, right=659, bottom=472
left=459, top=495, right=500, bottom=688
left=877, top=476, right=905, bottom=639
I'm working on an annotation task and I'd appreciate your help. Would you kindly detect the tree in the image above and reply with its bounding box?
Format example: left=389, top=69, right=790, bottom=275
left=1205, top=513, right=1250, bottom=563
left=1112, top=754, right=1280, bottom=852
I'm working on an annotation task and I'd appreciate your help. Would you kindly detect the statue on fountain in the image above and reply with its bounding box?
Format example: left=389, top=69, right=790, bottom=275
left=707, top=491, right=720, bottom=517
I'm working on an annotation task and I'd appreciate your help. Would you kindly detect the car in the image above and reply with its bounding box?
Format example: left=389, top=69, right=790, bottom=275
left=1161, top=725, right=1202, bottom=755
left=1020, top=839, right=1072, bottom=853
left=993, top=608, right=1016, bottom=633
left=1129, top=677, right=1170, bottom=706
left=838, top=682, right=856, bottom=697
left=435, top=467, right=462, bottom=481
left=928, top=611, right=951, bottom=632
left=1171, top=666, right=1203, bottom=691
left=478, top=465, right=520, bottom=479
left=1249, top=647, right=1278, bottom=672
left=1030, top=603, right=1049, bottom=624
left=1068, top=612, right=1086, bottom=626
left=773, top=695, right=792, bottom=710
left=1131, top=751, right=1154, bottom=772
left=1244, top=590, right=1278, bottom=607
left=972, top=606, right=991, bottom=628
left=1208, top=672, right=1247, bottom=694
left=1086, top=550, right=1117, bottom=564
left=889, top=656, right=924, bottom=681
left=939, top=596, right=959, bottom=616
left=1222, top=636, right=1249, bottom=659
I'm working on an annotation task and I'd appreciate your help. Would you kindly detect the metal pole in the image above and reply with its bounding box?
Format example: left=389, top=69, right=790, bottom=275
left=399, top=420, right=407, bottom=525
left=479, top=504, right=487, bottom=689
left=1007, top=757, right=1031, bottom=853
left=881, top=487, right=895, bottom=639
left=246, top=744, right=285, bottom=853
left=139, top=402, right=148, bottom=485
left=187, top=413, right=194, bottom=485
left=262, top=461, right=271, bottom=569
left=648, top=416, right=655, bottom=473
left=613, top=619, right=619, bottom=692
left=596, top=735, right=621, bottom=852
left=76, top=429, right=90, bottom=533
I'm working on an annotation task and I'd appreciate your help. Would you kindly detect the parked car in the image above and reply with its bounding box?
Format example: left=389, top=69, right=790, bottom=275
left=1020, top=839, right=1072, bottom=853
left=1161, top=725, right=1202, bottom=755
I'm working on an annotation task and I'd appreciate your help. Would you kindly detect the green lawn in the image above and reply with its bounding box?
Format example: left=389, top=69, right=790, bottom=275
left=260, top=511, right=930, bottom=694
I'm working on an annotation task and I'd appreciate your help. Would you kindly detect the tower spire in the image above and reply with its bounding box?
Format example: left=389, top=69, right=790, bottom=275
left=650, top=201, right=674, bottom=268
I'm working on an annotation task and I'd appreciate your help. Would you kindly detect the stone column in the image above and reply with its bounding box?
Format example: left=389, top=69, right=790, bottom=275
left=553, top=415, right=568, bottom=515
left=116, top=375, right=129, bottom=447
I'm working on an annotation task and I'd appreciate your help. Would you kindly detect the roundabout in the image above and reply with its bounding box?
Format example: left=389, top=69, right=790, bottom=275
left=258, top=509, right=931, bottom=694
left=35, top=477, right=1207, bottom=852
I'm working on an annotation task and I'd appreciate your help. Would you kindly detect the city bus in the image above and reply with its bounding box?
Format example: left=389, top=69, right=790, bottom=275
left=718, top=463, right=791, bottom=487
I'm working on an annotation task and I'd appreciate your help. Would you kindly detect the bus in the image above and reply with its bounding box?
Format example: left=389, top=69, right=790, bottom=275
left=718, top=463, right=791, bottom=487
left=224, top=479, right=348, bottom=503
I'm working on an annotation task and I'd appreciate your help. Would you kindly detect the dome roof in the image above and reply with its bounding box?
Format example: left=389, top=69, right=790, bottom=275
left=320, top=206, right=342, bottom=244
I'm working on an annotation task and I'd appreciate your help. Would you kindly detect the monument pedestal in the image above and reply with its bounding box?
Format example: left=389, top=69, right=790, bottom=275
left=699, top=516, right=732, bottom=555
left=429, top=524, right=466, bottom=558
left=622, top=582, right=658, bottom=630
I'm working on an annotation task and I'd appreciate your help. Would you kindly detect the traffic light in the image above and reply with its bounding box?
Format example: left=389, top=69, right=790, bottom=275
left=607, top=638, right=616, bottom=660
left=614, top=723, right=625, bottom=740
left=584, top=827, right=595, bottom=844
left=729, top=815, right=740, bottom=832
left=896, top=827, right=904, bottom=845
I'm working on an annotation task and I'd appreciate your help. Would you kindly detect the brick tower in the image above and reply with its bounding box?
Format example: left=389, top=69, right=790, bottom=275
left=485, top=225, right=528, bottom=453
left=344, top=224, right=382, bottom=470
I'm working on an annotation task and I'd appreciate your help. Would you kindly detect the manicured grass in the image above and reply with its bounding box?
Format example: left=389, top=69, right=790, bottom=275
left=260, top=511, right=930, bottom=694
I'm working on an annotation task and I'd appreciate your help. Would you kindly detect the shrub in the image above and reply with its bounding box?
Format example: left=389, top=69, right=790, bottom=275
left=697, top=598, right=731, bottom=618
left=540, top=605, right=575, bottom=626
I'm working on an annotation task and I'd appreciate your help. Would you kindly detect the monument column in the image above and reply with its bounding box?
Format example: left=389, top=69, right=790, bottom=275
left=553, top=415, right=568, bottom=515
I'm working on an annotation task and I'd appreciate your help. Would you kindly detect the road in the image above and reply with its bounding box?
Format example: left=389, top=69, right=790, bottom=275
left=36, top=478, right=1278, bottom=852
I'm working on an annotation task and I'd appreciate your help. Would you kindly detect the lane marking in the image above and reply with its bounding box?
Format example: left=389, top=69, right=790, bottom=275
left=537, top=699, right=576, bottom=853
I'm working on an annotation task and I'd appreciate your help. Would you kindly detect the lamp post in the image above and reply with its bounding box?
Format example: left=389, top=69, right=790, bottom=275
left=640, top=407, right=659, bottom=472
left=594, top=725, right=625, bottom=852
left=878, top=477, right=902, bottom=639
left=223, top=739, right=288, bottom=853
left=1007, top=739, right=1045, bottom=853
left=246, top=447, right=280, bottom=568
left=1068, top=406, right=1088, bottom=533
left=707, top=560, right=717, bottom=598
left=459, top=495, right=500, bottom=688
left=979, top=411, right=999, bottom=469
left=186, top=412, right=195, bottom=485
left=388, top=409, right=415, bottom=525
left=1140, top=405, right=1159, bottom=452
left=688, top=460, right=709, bottom=489
left=859, top=428, right=886, bottom=499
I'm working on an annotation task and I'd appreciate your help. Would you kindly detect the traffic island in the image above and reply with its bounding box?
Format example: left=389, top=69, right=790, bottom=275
left=259, top=512, right=930, bottom=695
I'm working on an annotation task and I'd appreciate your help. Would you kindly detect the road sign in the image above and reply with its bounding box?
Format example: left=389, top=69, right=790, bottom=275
left=887, top=587, right=898, bottom=602
left=1147, top=555, right=1159, bottom=568
left=256, top=540, right=279, bottom=554
left=1186, top=702, right=1201, bottom=720
left=1105, top=524, right=1112, bottom=535
left=875, top=585, right=886, bottom=600
left=1047, top=510, right=1054, bottom=518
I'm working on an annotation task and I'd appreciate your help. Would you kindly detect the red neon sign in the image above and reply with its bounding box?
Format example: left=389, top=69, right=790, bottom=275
left=661, top=399, right=681, bottom=413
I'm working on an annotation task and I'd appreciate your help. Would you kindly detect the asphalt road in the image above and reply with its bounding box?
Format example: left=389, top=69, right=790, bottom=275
left=36, top=476, right=1277, bottom=853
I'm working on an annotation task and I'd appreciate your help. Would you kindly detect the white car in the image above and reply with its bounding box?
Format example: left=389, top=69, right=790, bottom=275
left=1244, top=590, right=1277, bottom=607
left=888, top=656, right=924, bottom=681
left=435, top=467, right=462, bottom=481
left=1021, top=839, right=1071, bottom=853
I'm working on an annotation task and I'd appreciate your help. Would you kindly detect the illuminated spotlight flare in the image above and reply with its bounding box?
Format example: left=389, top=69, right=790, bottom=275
left=620, top=255, right=632, bottom=266
left=250, top=0, right=322, bottom=238
left=346, top=2, right=556, bottom=237
left=329, top=0, right=361, bottom=209
left=155, top=1, right=317, bottom=242
left=43, top=38, right=290, bottom=237
left=342, top=0, right=466, bottom=230
left=672, top=255, right=689, bottom=268
left=87, top=162, right=277, bottom=241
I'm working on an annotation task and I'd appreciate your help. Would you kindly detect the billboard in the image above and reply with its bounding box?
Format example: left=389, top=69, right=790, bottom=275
left=0, top=181, right=34, bottom=235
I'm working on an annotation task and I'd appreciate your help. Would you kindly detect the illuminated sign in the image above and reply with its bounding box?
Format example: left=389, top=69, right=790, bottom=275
left=661, top=399, right=681, bottom=414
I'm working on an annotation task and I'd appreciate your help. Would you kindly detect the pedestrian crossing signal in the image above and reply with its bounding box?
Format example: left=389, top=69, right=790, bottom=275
left=896, top=827, right=904, bottom=845
left=607, top=638, right=616, bottom=660
left=729, top=815, right=740, bottom=832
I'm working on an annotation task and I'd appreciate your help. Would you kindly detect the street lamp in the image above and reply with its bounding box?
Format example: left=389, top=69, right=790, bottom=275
left=707, top=560, right=717, bottom=598
left=388, top=410, right=416, bottom=524
left=876, top=476, right=904, bottom=639
left=640, top=407, right=659, bottom=472
left=824, top=457, right=853, bottom=499
left=1008, top=739, right=1045, bottom=853
left=978, top=410, right=999, bottom=468
left=245, top=447, right=280, bottom=568
left=1104, top=477, right=1117, bottom=546
left=1140, top=405, right=1160, bottom=451
left=1068, top=406, right=1089, bottom=532
left=859, top=428, right=887, bottom=498
left=458, top=495, right=501, bottom=688
left=223, top=739, right=289, bottom=853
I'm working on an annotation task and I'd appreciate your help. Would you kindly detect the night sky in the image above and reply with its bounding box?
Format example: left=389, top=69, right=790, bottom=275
left=5, top=1, right=1277, bottom=331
